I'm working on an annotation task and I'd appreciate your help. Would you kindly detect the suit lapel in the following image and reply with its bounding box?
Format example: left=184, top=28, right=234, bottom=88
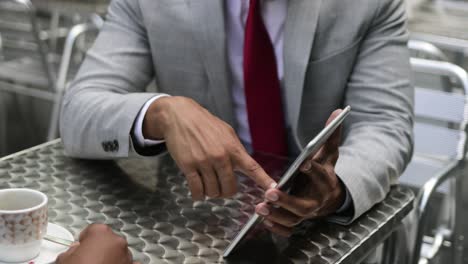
left=283, top=0, right=322, bottom=147
left=188, top=0, right=235, bottom=126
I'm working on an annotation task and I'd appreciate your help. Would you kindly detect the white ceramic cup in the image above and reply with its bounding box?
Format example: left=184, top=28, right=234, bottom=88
left=0, top=188, right=48, bottom=263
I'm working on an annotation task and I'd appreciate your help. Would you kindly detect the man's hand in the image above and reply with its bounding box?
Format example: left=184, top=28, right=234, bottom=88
left=255, top=109, right=346, bottom=237
left=56, top=224, right=138, bottom=264
left=143, top=96, right=276, bottom=199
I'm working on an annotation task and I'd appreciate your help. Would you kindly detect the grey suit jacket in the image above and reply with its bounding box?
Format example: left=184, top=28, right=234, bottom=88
left=60, top=0, right=414, bottom=223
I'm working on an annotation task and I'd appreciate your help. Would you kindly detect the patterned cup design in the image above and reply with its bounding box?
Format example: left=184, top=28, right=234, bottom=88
left=0, top=206, right=48, bottom=245
left=0, top=188, right=48, bottom=263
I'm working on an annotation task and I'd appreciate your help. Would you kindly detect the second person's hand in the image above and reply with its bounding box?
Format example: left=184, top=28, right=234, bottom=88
left=56, top=224, right=138, bottom=264
left=143, top=96, right=276, bottom=199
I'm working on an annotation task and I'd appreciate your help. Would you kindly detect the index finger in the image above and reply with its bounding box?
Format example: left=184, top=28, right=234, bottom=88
left=79, top=224, right=111, bottom=242
left=232, top=150, right=276, bottom=190
left=264, top=188, right=319, bottom=218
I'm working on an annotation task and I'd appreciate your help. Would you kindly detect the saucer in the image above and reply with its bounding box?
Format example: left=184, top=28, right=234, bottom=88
left=0, top=223, right=74, bottom=264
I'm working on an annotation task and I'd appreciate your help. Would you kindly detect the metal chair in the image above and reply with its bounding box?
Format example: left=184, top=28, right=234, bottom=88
left=408, top=40, right=454, bottom=95
left=404, top=58, right=468, bottom=264
left=0, top=0, right=57, bottom=90
left=0, top=1, right=102, bottom=156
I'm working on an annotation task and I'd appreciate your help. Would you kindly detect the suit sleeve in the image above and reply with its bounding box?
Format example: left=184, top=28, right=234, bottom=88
left=60, top=0, right=166, bottom=159
left=334, top=0, right=414, bottom=223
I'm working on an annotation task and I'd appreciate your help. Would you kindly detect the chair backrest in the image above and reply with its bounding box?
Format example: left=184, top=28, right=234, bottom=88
left=408, top=39, right=455, bottom=94
left=0, top=33, right=3, bottom=60
left=0, top=1, right=37, bottom=58
left=0, top=0, right=55, bottom=88
left=408, top=40, right=449, bottom=61
left=410, top=58, right=468, bottom=161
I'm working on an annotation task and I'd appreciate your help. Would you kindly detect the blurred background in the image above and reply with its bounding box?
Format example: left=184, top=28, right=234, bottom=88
left=0, top=0, right=468, bottom=263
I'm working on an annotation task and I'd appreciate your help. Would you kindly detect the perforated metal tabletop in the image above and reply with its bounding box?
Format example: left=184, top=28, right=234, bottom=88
left=0, top=140, right=414, bottom=264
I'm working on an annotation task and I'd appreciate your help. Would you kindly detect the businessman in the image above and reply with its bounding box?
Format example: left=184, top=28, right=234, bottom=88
left=61, top=0, right=413, bottom=236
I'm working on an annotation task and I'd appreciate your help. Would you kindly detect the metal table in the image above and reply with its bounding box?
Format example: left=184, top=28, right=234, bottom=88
left=0, top=140, right=414, bottom=264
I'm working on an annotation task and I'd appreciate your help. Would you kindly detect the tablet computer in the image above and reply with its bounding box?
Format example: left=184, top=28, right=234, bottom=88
left=223, top=106, right=351, bottom=258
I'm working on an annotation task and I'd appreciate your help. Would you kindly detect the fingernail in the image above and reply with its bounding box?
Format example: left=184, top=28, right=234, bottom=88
left=269, top=182, right=277, bottom=189
left=302, top=162, right=311, bottom=171
left=265, top=191, right=279, bottom=202
left=257, top=206, right=270, bottom=216
left=264, top=220, right=274, bottom=227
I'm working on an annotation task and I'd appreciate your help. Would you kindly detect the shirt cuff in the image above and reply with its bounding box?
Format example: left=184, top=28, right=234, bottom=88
left=132, top=94, right=170, bottom=148
left=335, top=183, right=352, bottom=214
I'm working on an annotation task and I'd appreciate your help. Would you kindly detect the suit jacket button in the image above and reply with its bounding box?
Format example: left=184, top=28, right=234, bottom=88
left=106, top=142, right=112, bottom=152
left=113, top=140, right=119, bottom=151
left=102, top=142, right=108, bottom=152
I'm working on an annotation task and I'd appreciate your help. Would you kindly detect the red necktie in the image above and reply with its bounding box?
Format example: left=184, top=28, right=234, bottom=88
left=243, top=0, right=288, bottom=156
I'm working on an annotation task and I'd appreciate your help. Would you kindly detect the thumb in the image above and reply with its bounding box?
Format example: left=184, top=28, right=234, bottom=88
left=324, top=109, right=343, bottom=153
left=314, top=109, right=343, bottom=164
left=326, top=109, right=343, bottom=127
left=232, top=150, right=276, bottom=190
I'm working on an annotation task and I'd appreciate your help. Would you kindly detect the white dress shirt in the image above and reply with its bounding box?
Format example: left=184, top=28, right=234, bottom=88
left=132, top=0, right=351, bottom=217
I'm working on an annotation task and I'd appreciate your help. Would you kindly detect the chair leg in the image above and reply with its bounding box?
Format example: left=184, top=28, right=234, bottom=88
left=382, top=231, right=399, bottom=264
left=0, top=33, right=4, bottom=60
left=0, top=95, right=7, bottom=156
left=382, top=224, right=410, bottom=264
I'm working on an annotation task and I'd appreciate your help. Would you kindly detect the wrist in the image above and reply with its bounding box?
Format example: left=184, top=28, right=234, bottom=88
left=143, top=96, right=172, bottom=140
left=331, top=177, right=347, bottom=212
left=322, top=175, right=347, bottom=215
